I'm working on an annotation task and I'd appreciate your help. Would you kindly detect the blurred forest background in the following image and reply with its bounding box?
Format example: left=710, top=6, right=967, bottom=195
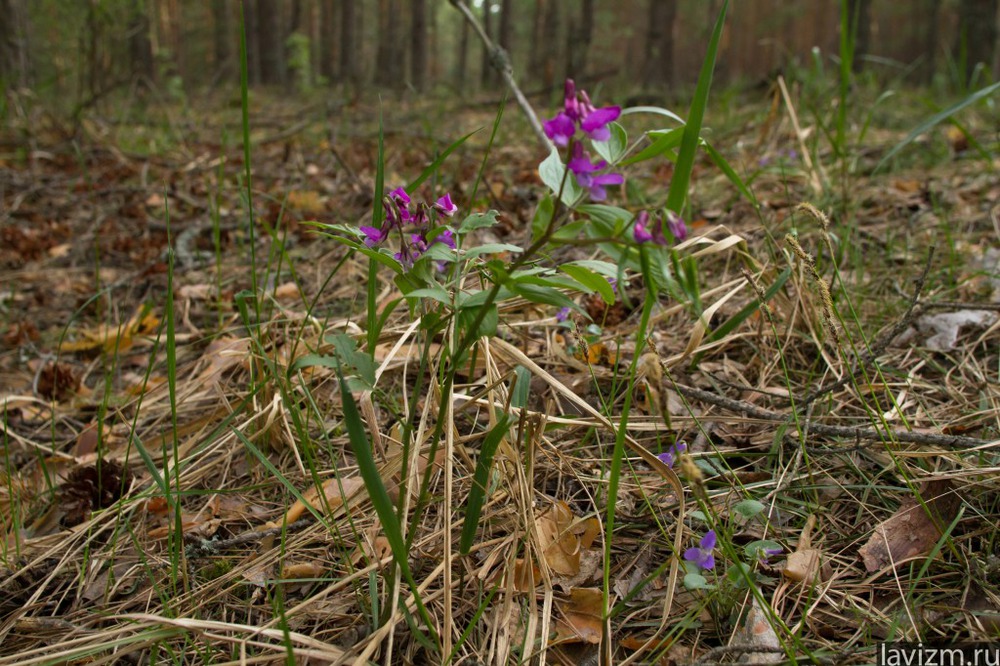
left=1, top=0, right=998, bottom=109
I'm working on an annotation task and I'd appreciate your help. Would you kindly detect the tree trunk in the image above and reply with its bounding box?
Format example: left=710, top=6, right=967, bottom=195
left=455, top=11, right=469, bottom=89
left=340, top=0, right=359, bottom=84
left=128, top=1, right=154, bottom=84
left=539, top=0, right=560, bottom=89
left=566, top=0, right=594, bottom=78
left=211, top=0, right=232, bottom=80
left=481, top=0, right=494, bottom=87
left=956, top=0, right=999, bottom=82
left=320, top=0, right=337, bottom=80
left=642, top=0, right=677, bottom=89
left=244, top=0, right=261, bottom=85
left=375, top=0, right=400, bottom=85
left=411, top=0, right=427, bottom=90
left=0, top=0, right=31, bottom=88
left=529, top=0, right=545, bottom=83
left=920, top=0, right=942, bottom=82
left=256, top=0, right=287, bottom=86
left=499, top=0, right=514, bottom=64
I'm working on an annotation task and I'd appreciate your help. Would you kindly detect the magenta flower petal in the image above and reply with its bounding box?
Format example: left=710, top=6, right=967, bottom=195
left=684, top=529, right=717, bottom=571
left=359, top=225, right=383, bottom=247
left=543, top=112, right=576, bottom=146
left=634, top=211, right=653, bottom=244
left=665, top=209, right=687, bottom=242
left=435, top=229, right=456, bottom=249
left=389, top=187, right=410, bottom=205
left=433, top=193, right=457, bottom=217
left=581, top=106, right=621, bottom=141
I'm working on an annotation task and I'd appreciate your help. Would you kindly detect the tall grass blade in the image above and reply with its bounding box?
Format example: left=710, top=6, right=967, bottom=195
left=665, top=0, right=729, bottom=215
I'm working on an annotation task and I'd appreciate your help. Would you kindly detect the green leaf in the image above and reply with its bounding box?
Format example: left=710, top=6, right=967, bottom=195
left=459, top=210, right=500, bottom=233
left=532, top=195, right=555, bottom=242
left=561, top=264, right=615, bottom=304
left=511, top=365, right=531, bottom=410
left=745, top=539, right=783, bottom=561
left=464, top=243, right=523, bottom=259
left=666, top=0, right=728, bottom=215
left=683, top=573, right=709, bottom=590
left=702, top=140, right=759, bottom=208
left=725, top=561, right=753, bottom=588
left=458, top=303, right=498, bottom=339
left=591, top=122, right=628, bottom=164
left=578, top=204, right=633, bottom=231
left=539, top=148, right=584, bottom=206
left=732, top=499, right=765, bottom=519
left=406, top=128, right=481, bottom=192
left=405, top=286, right=453, bottom=305
left=874, top=80, right=1000, bottom=172
left=459, top=415, right=512, bottom=555
left=620, top=127, right=685, bottom=166
left=620, top=105, right=685, bottom=124
left=508, top=281, right=578, bottom=310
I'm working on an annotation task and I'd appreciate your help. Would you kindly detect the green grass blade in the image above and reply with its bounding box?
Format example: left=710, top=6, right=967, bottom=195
left=459, top=415, right=512, bottom=555
left=874, top=81, right=1000, bottom=172
left=336, top=363, right=440, bottom=647
left=406, top=128, right=481, bottom=193
left=665, top=0, right=729, bottom=215
left=368, top=107, right=386, bottom=355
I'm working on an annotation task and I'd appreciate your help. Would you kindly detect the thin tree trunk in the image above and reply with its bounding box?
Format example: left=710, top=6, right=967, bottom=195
left=320, top=0, right=337, bottom=80
left=642, top=0, right=677, bottom=89
left=481, top=0, right=493, bottom=87
left=375, top=0, right=400, bottom=85
left=340, top=0, right=359, bottom=84
left=529, top=0, right=545, bottom=83
left=129, top=1, right=154, bottom=84
left=211, top=0, right=232, bottom=80
left=455, top=11, right=469, bottom=89
left=0, top=0, right=31, bottom=88
left=566, top=0, right=593, bottom=78
left=411, top=0, right=428, bottom=90
left=256, top=0, right=287, bottom=85
left=539, top=0, right=560, bottom=89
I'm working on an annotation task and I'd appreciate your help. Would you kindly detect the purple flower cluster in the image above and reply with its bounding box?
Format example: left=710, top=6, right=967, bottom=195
left=543, top=79, right=624, bottom=202
left=633, top=210, right=688, bottom=245
left=656, top=441, right=686, bottom=469
left=359, top=188, right=457, bottom=267
left=684, top=530, right=716, bottom=571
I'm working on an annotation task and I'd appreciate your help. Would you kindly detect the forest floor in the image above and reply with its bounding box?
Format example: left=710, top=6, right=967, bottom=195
left=0, top=84, right=999, bottom=665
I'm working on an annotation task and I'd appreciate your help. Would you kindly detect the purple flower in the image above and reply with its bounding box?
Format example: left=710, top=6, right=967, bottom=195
left=556, top=306, right=571, bottom=322
left=760, top=546, right=783, bottom=563
left=576, top=171, right=623, bottom=202
left=543, top=79, right=621, bottom=147
left=567, top=142, right=605, bottom=176
left=544, top=112, right=576, bottom=147
left=580, top=105, right=621, bottom=142
left=433, top=193, right=457, bottom=217
left=656, top=441, right=686, bottom=469
left=435, top=229, right=456, bottom=249
left=634, top=211, right=654, bottom=244
left=684, top=530, right=716, bottom=571
left=631, top=210, right=686, bottom=245
left=359, top=225, right=385, bottom=248
left=665, top=209, right=687, bottom=242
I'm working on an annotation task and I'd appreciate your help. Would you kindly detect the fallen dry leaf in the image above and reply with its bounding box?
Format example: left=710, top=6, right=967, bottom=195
left=536, top=501, right=601, bottom=577
left=552, top=587, right=606, bottom=645
left=858, top=479, right=961, bottom=573
left=732, top=597, right=783, bottom=663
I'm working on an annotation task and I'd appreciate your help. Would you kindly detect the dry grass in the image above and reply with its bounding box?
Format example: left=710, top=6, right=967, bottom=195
left=1, top=88, right=999, bottom=665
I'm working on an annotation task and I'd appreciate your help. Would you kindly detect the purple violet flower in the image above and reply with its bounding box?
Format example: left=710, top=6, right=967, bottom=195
left=576, top=171, right=624, bottom=202
left=634, top=211, right=654, bottom=244
left=433, top=193, right=457, bottom=217
left=656, top=441, right=686, bottom=469
left=555, top=306, right=571, bottom=322
left=684, top=530, right=716, bottom=571
left=580, top=105, right=621, bottom=142
left=544, top=112, right=576, bottom=147
left=760, top=546, right=783, bottom=563
left=665, top=209, right=687, bottom=242
left=359, top=225, right=385, bottom=248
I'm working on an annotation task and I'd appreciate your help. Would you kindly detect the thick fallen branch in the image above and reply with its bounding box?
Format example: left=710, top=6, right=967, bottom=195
left=672, top=383, right=996, bottom=450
